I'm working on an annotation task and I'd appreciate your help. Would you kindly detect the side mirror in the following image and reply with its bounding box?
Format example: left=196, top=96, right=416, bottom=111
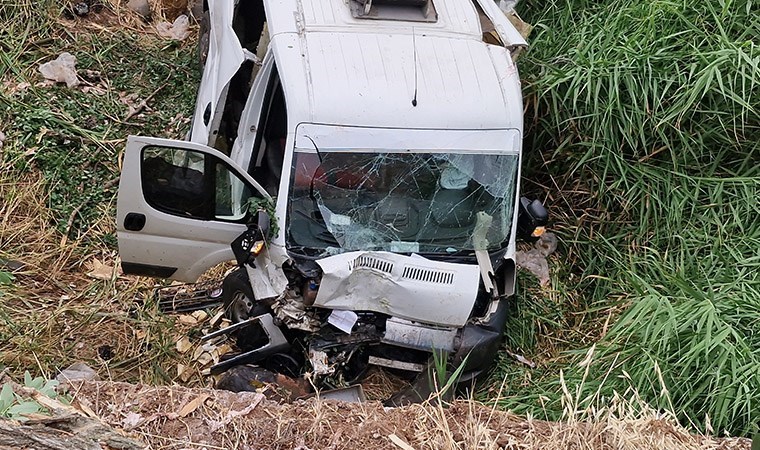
left=252, top=209, right=270, bottom=240
left=517, top=197, right=548, bottom=242
left=231, top=210, right=271, bottom=266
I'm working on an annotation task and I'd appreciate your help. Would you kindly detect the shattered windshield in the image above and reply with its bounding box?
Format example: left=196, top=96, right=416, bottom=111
left=286, top=150, right=518, bottom=255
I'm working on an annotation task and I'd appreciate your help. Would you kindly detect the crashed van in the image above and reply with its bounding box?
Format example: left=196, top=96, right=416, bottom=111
left=117, top=0, right=547, bottom=401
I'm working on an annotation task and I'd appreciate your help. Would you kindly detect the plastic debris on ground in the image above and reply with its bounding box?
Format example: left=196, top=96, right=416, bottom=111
left=156, top=14, right=190, bottom=40
left=38, top=52, right=79, bottom=87
left=56, top=361, right=99, bottom=386
left=515, top=232, right=558, bottom=287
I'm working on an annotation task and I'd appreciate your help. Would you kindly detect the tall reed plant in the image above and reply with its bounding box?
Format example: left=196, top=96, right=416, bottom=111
left=497, top=0, right=759, bottom=436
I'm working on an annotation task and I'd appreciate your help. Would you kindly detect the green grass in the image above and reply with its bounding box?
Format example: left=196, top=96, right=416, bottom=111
left=1, top=0, right=199, bottom=244
left=0, top=0, right=201, bottom=384
left=487, top=0, right=759, bottom=437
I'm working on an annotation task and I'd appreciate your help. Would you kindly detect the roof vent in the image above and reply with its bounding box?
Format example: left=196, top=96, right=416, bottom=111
left=350, top=0, right=438, bottom=23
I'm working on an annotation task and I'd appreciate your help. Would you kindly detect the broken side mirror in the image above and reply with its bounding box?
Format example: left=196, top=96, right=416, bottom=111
left=517, top=197, right=548, bottom=242
left=253, top=209, right=270, bottom=239
left=231, top=210, right=271, bottom=266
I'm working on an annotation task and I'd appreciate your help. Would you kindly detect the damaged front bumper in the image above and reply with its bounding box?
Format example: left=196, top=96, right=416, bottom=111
left=209, top=249, right=512, bottom=401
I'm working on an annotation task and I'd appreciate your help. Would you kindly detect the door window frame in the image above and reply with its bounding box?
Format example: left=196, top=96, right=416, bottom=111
left=140, top=145, right=262, bottom=224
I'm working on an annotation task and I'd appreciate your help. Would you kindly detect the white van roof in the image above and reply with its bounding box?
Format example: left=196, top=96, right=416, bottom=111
left=265, top=0, right=525, bottom=130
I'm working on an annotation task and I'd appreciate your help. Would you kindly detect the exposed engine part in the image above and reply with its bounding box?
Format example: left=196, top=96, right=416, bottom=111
left=270, top=291, right=321, bottom=332
left=309, top=323, right=381, bottom=350
left=301, top=279, right=319, bottom=306
left=308, top=349, right=333, bottom=376
left=313, top=385, right=366, bottom=403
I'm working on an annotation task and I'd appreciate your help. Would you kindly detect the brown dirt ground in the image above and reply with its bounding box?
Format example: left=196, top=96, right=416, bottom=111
left=69, top=381, right=751, bottom=450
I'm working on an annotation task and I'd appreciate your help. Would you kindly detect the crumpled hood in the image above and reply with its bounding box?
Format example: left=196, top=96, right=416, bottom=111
left=314, top=251, right=480, bottom=327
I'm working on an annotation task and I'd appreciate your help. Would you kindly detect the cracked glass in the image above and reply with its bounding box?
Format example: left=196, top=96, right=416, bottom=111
left=287, top=150, right=518, bottom=255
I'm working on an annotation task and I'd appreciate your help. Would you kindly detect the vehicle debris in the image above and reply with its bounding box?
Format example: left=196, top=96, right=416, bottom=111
left=38, top=52, right=78, bottom=88
left=155, top=280, right=223, bottom=313
left=215, top=365, right=310, bottom=401
left=505, top=350, right=537, bottom=369
left=56, top=362, right=99, bottom=386
left=116, top=0, right=548, bottom=402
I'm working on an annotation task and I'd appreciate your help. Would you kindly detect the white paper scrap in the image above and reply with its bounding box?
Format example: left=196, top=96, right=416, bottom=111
left=327, top=310, right=358, bottom=334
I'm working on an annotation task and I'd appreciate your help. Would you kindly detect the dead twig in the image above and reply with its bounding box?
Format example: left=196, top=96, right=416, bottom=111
left=124, top=81, right=169, bottom=121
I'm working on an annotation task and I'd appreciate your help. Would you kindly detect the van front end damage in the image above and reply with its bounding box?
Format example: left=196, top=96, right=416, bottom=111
left=210, top=206, right=520, bottom=401
left=200, top=125, right=528, bottom=400
left=315, top=251, right=480, bottom=328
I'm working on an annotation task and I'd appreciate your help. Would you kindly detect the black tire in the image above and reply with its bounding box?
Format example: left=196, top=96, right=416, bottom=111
left=221, top=269, right=256, bottom=323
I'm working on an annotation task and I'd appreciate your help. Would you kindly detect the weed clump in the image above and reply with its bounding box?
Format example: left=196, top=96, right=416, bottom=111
left=494, top=0, right=759, bottom=436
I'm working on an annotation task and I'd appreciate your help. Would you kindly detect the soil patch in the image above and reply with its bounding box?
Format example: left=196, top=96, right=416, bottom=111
left=69, top=381, right=752, bottom=449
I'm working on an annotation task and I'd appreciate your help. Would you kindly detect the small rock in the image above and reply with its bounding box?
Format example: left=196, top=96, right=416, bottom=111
left=127, top=0, right=151, bottom=19
left=121, top=411, right=143, bottom=429
left=72, top=2, right=89, bottom=16
left=191, top=310, right=208, bottom=323
left=177, top=363, right=192, bottom=382
left=0, top=130, right=5, bottom=149
left=177, top=314, right=198, bottom=325
left=0, top=256, right=22, bottom=271
left=56, top=362, right=99, bottom=385
left=196, top=352, right=213, bottom=366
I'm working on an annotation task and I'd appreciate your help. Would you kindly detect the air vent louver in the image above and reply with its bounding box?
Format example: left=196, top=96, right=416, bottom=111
left=401, top=266, right=454, bottom=284
left=349, top=0, right=438, bottom=23
left=350, top=255, right=394, bottom=274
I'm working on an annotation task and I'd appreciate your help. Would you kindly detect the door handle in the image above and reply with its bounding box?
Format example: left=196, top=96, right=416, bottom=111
left=124, top=213, right=146, bottom=231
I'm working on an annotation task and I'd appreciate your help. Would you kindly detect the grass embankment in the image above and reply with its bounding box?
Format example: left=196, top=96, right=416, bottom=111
left=489, top=0, right=758, bottom=437
left=0, top=1, right=201, bottom=384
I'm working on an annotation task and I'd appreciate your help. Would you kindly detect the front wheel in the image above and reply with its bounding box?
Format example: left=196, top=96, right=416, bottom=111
left=221, top=269, right=256, bottom=323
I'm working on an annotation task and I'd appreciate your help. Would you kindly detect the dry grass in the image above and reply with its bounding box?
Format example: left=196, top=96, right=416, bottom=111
left=0, top=115, right=208, bottom=389
left=0, top=0, right=209, bottom=387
